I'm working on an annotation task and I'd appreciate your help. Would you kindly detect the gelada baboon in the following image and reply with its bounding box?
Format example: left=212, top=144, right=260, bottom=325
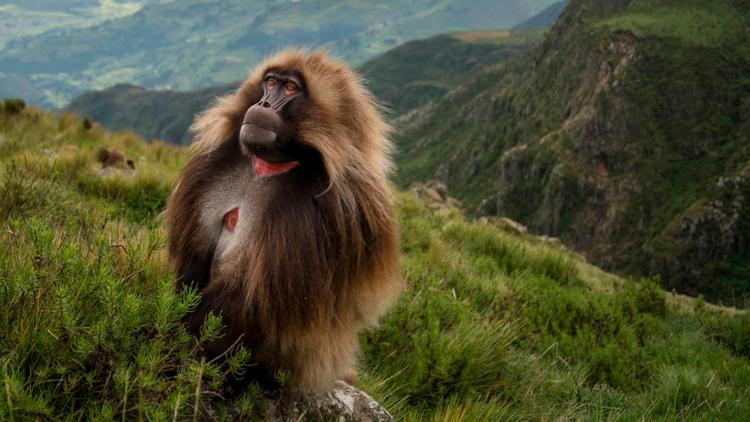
left=166, top=49, right=402, bottom=390
left=96, top=148, right=135, bottom=169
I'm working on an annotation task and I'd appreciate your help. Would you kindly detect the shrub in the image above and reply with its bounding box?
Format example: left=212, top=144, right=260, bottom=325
left=76, top=172, right=171, bottom=224
left=3, top=98, right=26, bottom=114
left=362, top=292, right=515, bottom=407
left=0, top=218, right=261, bottom=420
left=82, top=117, right=93, bottom=130
left=512, top=276, right=656, bottom=390
left=709, top=312, right=750, bottom=358
left=632, top=278, right=668, bottom=316
left=0, top=158, right=49, bottom=221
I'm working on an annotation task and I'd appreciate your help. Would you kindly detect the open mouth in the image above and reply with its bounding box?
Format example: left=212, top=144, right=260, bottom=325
left=251, top=155, right=300, bottom=177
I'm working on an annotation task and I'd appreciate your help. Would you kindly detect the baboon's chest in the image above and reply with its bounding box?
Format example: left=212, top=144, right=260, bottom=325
left=198, top=162, right=263, bottom=275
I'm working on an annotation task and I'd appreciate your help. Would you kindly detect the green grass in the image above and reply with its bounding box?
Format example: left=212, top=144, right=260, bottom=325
left=450, top=29, right=547, bottom=46
left=596, top=0, right=742, bottom=47
left=1, top=108, right=750, bottom=420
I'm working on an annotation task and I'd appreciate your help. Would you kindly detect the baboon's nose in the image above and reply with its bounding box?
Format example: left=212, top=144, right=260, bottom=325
left=239, top=124, right=277, bottom=148
left=240, top=104, right=281, bottom=149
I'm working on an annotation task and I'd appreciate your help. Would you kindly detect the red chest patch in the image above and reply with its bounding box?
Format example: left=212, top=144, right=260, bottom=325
left=223, top=207, right=239, bottom=232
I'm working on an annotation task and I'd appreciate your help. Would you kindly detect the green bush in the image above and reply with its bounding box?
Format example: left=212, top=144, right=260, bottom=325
left=362, top=292, right=514, bottom=407
left=0, top=159, right=51, bottom=220
left=2, top=98, right=26, bottom=114
left=76, top=172, right=171, bottom=224
left=512, top=276, right=656, bottom=390
left=82, top=116, right=94, bottom=130
left=0, top=218, right=260, bottom=420
left=628, top=277, right=668, bottom=317
left=708, top=312, right=750, bottom=358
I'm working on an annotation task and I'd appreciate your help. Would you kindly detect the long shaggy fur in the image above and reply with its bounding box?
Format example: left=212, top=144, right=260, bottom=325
left=166, top=49, right=402, bottom=390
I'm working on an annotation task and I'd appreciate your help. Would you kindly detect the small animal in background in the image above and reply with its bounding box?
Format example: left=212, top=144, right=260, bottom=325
left=166, top=49, right=403, bottom=391
left=96, top=148, right=135, bottom=170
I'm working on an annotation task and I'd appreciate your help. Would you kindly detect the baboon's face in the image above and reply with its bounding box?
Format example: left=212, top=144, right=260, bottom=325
left=239, top=68, right=313, bottom=175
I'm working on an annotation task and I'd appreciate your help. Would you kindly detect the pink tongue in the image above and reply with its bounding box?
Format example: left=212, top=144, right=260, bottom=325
left=252, top=155, right=300, bottom=177
left=223, top=207, right=239, bottom=232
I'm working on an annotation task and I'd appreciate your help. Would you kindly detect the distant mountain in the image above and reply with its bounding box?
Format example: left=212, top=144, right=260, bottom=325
left=66, top=82, right=236, bottom=145
left=65, top=29, right=544, bottom=144
left=394, top=0, right=750, bottom=305
left=359, top=29, right=544, bottom=115
left=514, top=0, right=569, bottom=29
left=0, top=73, right=48, bottom=107
left=0, top=1, right=166, bottom=48
left=0, top=0, right=559, bottom=108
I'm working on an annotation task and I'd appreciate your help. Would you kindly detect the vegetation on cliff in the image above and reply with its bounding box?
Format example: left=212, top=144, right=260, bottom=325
left=1, top=107, right=749, bottom=420
left=394, top=0, right=750, bottom=306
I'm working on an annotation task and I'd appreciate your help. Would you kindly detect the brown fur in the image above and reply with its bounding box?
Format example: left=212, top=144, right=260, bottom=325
left=96, top=148, right=136, bottom=170
left=165, top=49, right=402, bottom=390
left=96, top=148, right=125, bottom=168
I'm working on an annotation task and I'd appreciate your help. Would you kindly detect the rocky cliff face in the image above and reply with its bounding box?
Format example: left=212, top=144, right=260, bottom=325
left=652, top=165, right=750, bottom=301
left=395, top=0, right=750, bottom=304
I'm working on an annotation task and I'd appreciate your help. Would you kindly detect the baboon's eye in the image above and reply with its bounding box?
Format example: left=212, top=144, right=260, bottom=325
left=266, top=78, right=277, bottom=89
left=284, top=84, right=297, bottom=96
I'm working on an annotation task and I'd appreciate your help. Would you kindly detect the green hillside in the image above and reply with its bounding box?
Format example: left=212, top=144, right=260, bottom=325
left=65, top=28, right=544, bottom=144
left=65, top=82, right=237, bottom=145
left=2, top=105, right=750, bottom=420
left=360, top=29, right=545, bottom=115
left=0, top=0, right=559, bottom=108
left=394, top=0, right=750, bottom=306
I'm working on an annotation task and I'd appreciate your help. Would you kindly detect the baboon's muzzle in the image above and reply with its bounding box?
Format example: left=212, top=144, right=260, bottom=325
left=239, top=82, right=302, bottom=165
left=240, top=102, right=281, bottom=150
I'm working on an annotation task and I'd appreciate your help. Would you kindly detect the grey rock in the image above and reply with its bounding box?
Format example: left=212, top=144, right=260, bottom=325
left=95, top=167, right=136, bottom=178
left=265, top=381, right=393, bottom=422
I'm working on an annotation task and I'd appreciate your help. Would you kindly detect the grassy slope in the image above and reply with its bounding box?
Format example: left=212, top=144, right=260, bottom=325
left=1, top=107, right=749, bottom=420
left=394, top=0, right=750, bottom=305
left=64, top=29, right=544, bottom=145
left=0, top=0, right=559, bottom=108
